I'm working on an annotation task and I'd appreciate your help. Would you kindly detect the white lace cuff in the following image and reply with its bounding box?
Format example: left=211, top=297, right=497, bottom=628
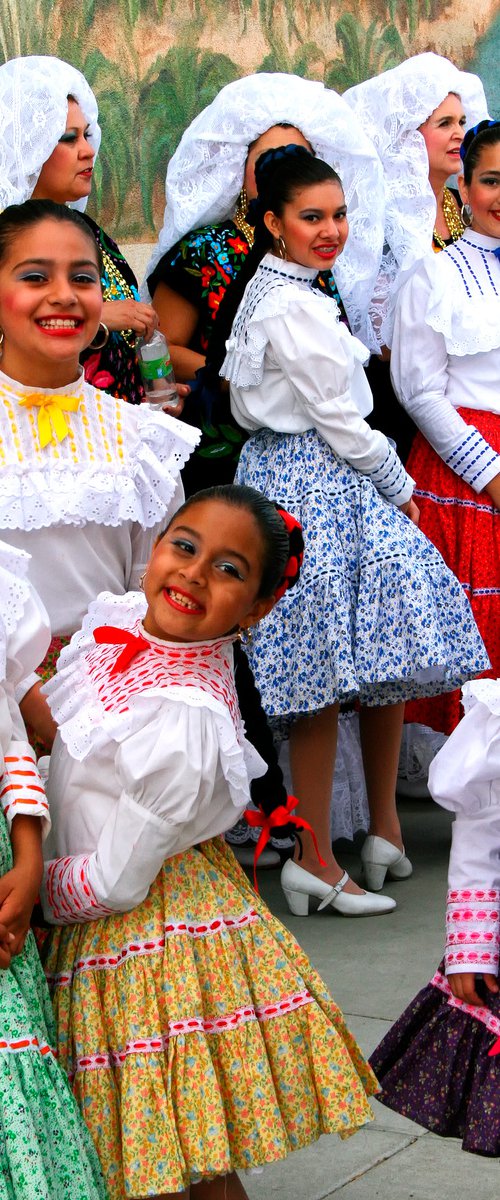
left=445, top=428, right=500, bottom=494
left=445, top=887, right=500, bottom=974
left=0, top=743, right=50, bottom=835
left=43, top=854, right=114, bottom=925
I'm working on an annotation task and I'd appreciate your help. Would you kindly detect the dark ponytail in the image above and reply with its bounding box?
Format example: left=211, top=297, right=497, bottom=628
left=206, top=145, right=342, bottom=379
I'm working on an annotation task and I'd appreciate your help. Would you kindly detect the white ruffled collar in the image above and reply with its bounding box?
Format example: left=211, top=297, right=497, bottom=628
left=138, top=623, right=235, bottom=655
left=421, top=234, right=500, bottom=357
left=260, top=252, right=318, bottom=285
left=459, top=231, right=500, bottom=253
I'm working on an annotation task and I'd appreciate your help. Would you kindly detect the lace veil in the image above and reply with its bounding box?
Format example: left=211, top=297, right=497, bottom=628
left=345, top=53, right=489, bottom=343
left=143, top=72, right=385, bottom=349
left=0, top=55, right=101, bottom=213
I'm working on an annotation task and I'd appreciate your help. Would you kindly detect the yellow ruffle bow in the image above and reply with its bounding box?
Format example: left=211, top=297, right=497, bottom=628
left=17, top=392, right=80, bottom=449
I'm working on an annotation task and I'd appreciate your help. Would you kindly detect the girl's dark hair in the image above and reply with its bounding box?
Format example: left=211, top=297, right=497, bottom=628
left=165, top=483, right=291, bottom=599
left=461, top=119, right=500, bottom=185
left=207, top=145, right=342, bottom=377
left=0, top=198, right=103, bottom=274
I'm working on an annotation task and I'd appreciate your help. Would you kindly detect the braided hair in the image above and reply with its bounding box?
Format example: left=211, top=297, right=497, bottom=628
left=206, top=144, right=342, bottom=378
left=460, top=119, right=500, bottom=184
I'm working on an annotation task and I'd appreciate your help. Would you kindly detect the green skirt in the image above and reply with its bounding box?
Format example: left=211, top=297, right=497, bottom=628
left=0, top=810, right=107, bottom=1199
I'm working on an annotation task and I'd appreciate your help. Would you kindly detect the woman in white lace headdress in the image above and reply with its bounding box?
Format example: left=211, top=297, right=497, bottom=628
left=0, top=55, right=158, bottom=405
left=345, top=52, right=489, bottom=349
left=144, top=74, right=384, bottom=414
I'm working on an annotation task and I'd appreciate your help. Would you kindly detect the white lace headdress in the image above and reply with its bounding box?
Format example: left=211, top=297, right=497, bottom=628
left=345, top=53, right=489, bottom=343
left=0, top=55, right=101, bottom=212
left=143, top=72, right=385, bottom=349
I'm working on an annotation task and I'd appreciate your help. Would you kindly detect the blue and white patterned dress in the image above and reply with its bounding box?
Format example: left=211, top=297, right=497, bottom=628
left=222, top=254, right=488, bottom=722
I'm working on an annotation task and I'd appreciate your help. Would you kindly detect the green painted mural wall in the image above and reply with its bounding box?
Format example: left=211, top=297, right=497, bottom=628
left=1, top=0, right=499, bottom=242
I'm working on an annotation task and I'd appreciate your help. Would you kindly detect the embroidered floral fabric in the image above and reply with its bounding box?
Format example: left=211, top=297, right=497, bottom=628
left=45, top=835, right=376, bottom=1198
left=81, top=215, right=146, bottom=406
left=0, top=811, right=106, bottom=1199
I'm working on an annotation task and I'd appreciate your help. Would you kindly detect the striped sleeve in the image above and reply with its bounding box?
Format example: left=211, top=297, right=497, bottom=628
left=1, top=741, right=50, bottom=836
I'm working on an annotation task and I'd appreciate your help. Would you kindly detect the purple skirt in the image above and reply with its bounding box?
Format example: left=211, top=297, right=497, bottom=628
left=370, top=962, right=500, bottom=1156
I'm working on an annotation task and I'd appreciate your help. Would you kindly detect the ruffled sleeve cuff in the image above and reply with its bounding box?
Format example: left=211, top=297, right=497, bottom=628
left=445, top=887, right=500, bottom=975
left=43, top=854, right=114, bottom=925
left=367, top=442, right=414, bottom=504
left=445, top=427, right=500, bottom=493
left=1, top=741, right=50, bottom=836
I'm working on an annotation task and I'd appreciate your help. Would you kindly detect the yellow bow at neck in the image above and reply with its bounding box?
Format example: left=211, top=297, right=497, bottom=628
left=17, top=392, right=80, bottom=449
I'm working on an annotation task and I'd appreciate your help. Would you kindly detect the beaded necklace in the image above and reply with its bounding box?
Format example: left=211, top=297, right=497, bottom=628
left=433, top=186, right=464, bottom=250
left=100, top=245, right=136, bottom=348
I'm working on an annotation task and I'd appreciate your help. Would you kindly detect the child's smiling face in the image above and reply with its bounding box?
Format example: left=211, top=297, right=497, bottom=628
left=0, top=217, right=102, bottom=387
left=142, top=499, right=276, bottom=643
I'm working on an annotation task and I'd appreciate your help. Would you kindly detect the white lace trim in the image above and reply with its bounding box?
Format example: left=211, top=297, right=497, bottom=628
left=0, top=373, right=198, bottom=531
left=43, top=593, right=263, bottom=811
left=222, top=255, right=363, bottom=389
left=0, top=56, right=101, bottom=212
left=345, top=54, right=489, bottom=344
left=407, top=238, right=500, bottom=357
left=142, top=72, right=385, bottom=349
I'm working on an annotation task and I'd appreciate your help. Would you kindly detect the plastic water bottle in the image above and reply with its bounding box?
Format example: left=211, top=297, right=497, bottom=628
left=138, top=330, right=181, bottom=411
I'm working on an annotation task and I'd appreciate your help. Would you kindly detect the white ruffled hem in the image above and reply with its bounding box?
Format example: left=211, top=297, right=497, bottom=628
left=0, top=407, right=199, bottom=532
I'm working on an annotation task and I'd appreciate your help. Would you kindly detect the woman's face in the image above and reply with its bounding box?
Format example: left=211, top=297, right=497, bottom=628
left=243, top=125, right=312, bottom=199
left=459, top=142, right=500, bottom=239
left=419, top=93, right=466, bottom=183
left=32, top=99, right=95, bottom=205
left=265, top=179, right=348, bottom=271
left=0, top=218, right=102, bottom=387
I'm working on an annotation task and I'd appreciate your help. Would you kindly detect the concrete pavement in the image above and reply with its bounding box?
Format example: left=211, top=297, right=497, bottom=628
left=242, top=797, right=499, bottom=1200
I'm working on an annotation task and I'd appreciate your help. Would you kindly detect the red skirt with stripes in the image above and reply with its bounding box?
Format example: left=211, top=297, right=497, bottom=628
left=405, top=408, right=500, bottom=734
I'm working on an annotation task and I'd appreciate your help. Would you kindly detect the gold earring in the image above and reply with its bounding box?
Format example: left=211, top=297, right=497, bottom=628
left=90, top=321, right=109, bottom=350
left=237, top=626, right=252, bottom=644
left=235, top=186, right=249, bottom=219
left=139, top=572, right=146, bottom=590
left=276, top=235, right=287, bottom=260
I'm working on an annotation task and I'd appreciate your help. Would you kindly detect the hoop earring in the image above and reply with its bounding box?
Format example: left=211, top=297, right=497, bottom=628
left=460, top=203, right=473, bottom=228
left=0, top=329, right=3, bottom=359
left=276, top=235, right=287, bottom=260
left=139, top=572, right=146, bottom=590
left=237, top=626, right=252, bottom=644
left=90, top=321, right=109, bottom=350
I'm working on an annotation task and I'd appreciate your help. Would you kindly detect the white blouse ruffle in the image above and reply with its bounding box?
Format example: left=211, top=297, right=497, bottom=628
left=412, top=234, right=500, bottom=358
left=0, top=370, right=199, bottom=532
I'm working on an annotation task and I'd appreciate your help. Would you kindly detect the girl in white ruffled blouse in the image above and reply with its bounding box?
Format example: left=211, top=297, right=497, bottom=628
left=391, top=120, right=500, bottom=735
left=0, top=198, right=197, bottom=751
left=207, top=145, right=488, bottom=917
left=40, top=483, right=378, bottom=1199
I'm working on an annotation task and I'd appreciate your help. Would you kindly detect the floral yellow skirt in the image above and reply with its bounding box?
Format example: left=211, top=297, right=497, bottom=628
left=45, top=837, right=377, bottom=1198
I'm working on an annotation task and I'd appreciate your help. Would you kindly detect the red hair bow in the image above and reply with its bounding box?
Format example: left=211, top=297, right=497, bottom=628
left=274, top=507, right=304, bottom=601
left=243, top=796, right=325, bottom=890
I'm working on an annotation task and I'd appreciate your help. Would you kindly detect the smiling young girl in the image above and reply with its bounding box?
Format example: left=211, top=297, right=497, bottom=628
left=208, top=145, right=488, bottom=913
left=40, top=483, right=377, bottom=1199
left=0, top=199, right=196, bottom=750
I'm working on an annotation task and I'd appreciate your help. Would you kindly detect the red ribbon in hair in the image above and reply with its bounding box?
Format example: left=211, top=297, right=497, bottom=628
left=274, top=507, right=304, bottom=601
left=243, top=795, right=326, bottom=891
left=93, top=626, right=150, bottom=674
left=488, top=1035, right=500, bottom=1057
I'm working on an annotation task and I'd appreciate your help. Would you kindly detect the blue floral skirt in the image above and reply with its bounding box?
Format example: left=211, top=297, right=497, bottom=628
left=235, top=428, right=488, bottom=719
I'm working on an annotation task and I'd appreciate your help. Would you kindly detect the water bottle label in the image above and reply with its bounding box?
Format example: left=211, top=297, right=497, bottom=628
left=140, top=355, right=174, bottom=382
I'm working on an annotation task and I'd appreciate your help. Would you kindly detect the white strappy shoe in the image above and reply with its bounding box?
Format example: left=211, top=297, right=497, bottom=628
left=361, top=835, right=413, bottom=892
left=281, top=859, right=396, bottom=917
